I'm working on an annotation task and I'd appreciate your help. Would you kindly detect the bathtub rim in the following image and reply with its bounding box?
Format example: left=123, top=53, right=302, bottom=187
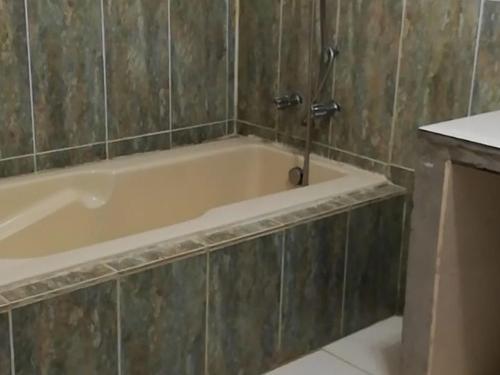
left=0, top=136, right=394, bottom=292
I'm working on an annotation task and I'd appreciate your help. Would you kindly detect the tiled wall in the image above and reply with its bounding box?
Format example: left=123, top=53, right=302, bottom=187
left=0, top=190, right=405, bottom=375
left=236, top=0, right=500, bottom=174
left=0, top=0, right=235, bottom=178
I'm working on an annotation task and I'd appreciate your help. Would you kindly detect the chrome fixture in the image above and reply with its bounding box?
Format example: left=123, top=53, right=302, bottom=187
left=311, top=100, right=341, bottom=119
left=273, top=93, right=303, bottom=110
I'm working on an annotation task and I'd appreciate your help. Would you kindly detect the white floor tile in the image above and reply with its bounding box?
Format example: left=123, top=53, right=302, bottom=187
left=323, top=317, right=403, bottom=375
left=266, top=351, right=367, bottom=375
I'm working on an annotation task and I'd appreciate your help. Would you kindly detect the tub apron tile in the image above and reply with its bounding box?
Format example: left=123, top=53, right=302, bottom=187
left=120, top=254, right=206, bottom=375
left=280, top=213, right=348, bottom=361
left=207, top=233, right=282, bottom=375
left=12, top=281, right=118, bottom=375
left=0, top=313, right=10, bottom=375
left=343, top=196, right=405, bottom=335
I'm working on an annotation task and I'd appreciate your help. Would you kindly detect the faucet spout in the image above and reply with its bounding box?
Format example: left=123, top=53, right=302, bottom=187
left=311, top=100, right=341, bottom=119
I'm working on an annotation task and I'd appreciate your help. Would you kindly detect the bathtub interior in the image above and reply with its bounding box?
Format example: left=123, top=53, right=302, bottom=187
left=0, top=139, right=349, bottom=259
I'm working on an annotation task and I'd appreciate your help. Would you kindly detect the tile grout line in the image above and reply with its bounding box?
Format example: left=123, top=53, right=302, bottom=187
left=277, top=231, right=286, bottom=350
left=387, top=0, right=407, bottom=166
left=468, top=0, right=486, bottom=116
left=100, top=0, right=110, bottom=160
left=116, top=279, right=122, bottom=375
left=328, top=0, right=342, bottom=146
left=233, top=0, right=240, bottom=135
left=0, top=121, right=231, bottom=166
left=24, top=0, right=37, bottom=173
left=225, top=0, right=230, bottom=135
left=339, top=210, right=351, bottom=337
left=8, top=310, right=15, bottom=375
left=275, top=0, right=285, bottom=140
left=204, top=253, right=210, bottom=375
left=168, top=0, right=173, bottom=148
left=238, top=120, right=391, bottom=167
left=396, top=200, right=408, bottom=311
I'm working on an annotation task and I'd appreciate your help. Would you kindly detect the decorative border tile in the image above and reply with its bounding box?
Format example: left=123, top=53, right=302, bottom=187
left=0, top=263, right=116, bottom=308
left=106, top=238, right=206, bottom=274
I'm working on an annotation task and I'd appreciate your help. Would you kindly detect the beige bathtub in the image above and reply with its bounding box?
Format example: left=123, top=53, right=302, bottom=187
left=0, top=137, right=386, bottom=285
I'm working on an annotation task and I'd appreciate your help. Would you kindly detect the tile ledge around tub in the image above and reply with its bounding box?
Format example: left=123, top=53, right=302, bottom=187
left=105, top=238, right=207, bottom=275
left=0, top=263, right=117, bottom=309
left=0, top=182, right=405, bottom=309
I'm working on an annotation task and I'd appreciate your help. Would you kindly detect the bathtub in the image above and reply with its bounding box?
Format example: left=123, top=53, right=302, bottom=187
left=0, top=137, right=386, bottom=286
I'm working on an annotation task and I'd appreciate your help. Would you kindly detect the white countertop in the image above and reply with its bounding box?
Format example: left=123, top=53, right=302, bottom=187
left=420, top=111, right=500, bottom=150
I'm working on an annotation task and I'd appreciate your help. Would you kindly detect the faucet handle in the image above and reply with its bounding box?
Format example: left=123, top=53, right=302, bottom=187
left=273, top=93, right=303, bottom=110
left=311, top=100, right=341, bottom=119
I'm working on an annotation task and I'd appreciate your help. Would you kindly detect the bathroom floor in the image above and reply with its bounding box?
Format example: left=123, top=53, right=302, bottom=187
left=268, top=317, right=402, bottom=375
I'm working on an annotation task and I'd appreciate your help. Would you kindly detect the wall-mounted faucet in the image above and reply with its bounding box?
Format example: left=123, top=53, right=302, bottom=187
left=273, top=93, right=303, bottom=110
left=311, top=100, right=341, bottom=119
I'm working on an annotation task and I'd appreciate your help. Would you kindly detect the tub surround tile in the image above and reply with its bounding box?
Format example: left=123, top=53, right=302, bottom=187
left=106, top=239, right=206, bottom=274
left=309, top=0, right=338, bottom=145
left=171, top=123, right=228, bottom=148
left=347, top=183, right=406, bottom=207
left=201, top=219, right=282, bottom=248
left=392, top=0, right=481, bottom=168
left=0, top=1, right=33, bottom=159
left=471, top=1, right=500, bottom=115
left=104, top=0, right=170, bottom=140
left=277, top=0, right=314, bottom=140
left=0, top=264, right=116, bottom=307
left=28, top=0, right=106, bottom=152
left=329, top=148, right=389, bottom=175
left=120, top=255, right=206, bottom=374
left=280, top=214, right=347, bottom=361
left=207, top=233, right=282, bottom=374
left=0, top=313, right=10, bottom=375
left=238, top=122, right=277, bottom=141
left=238, top=0, right=281, bottom=129
left=333, top=0, right=403, bottom=162
left=0, top=156, right=35, bottom=178
left=343, top=196, right=405, bottom=336
left=108, top=132, right=171, bottom=159
left=12, top=281, right=117, bottom=375
left=36, top=144, right=107, bottom=171
left=227, top=0, right=237, bottom=121
left=0, top=296, right=9, bottom=312
left=170, top=0, right=227, bottom=128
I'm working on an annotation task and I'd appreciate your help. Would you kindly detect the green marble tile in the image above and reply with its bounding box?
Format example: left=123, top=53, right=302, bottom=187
left=0, top=313, right=10, bottom=375
left=392, top=0, right=481, bottom=168
left=277, top=0, right=313, bottom=140
left=238, top=122, right=276, bottom=141
left=13, top=281, right=117, bottom=375
left=171, top=123, right=227, bottom=148
left=28, top=0, right=106, bottom=151
left=238, top=0, right=281, bottom=128
left=170, top=0, right=227, bottom=128
left=343, top=196, right=404, bottom=335
left=104, top=0, right=170, bottom=139
left=0, top=1, right=33, bottom=158
left=280, top=214, right=347, bottom=361
left=389, top=165, right=414, bottom=314
left=207, top=233, right=282, bottom=374
left=0, top=156, right=35, bottom=179
left=333, top=0, right=403, bottom=162
left=228, top=0, right=236, bottom=121
left=108, top=132, right=170, bottom=159
left=36, top=144, right=106, bottom=171
left=471, top=1, right=500, bottom=115
left=120, top=255, right=206, bottom=374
